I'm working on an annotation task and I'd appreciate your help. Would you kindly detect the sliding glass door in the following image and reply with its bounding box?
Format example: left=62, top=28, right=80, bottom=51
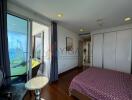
left=7, top=14, right=49, bottom=82
left=7, top=14, right=28, bottom=79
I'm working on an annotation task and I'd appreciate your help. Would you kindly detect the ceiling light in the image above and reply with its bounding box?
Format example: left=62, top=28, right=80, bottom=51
left=124, top=17, right=131, bottom=21
left=80, top=28, right=84, bottom=32
left=57, top=13, right=63, bottom=18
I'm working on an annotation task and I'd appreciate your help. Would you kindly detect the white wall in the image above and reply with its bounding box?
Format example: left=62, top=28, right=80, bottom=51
left=57, top=25, right=79, bottom=74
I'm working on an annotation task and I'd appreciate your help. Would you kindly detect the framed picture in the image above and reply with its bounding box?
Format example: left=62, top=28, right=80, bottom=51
left=66, top=37, right=73, bottom=51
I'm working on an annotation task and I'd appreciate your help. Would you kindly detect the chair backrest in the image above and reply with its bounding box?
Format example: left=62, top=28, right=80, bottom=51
left=0, top=70, right=3, bottom=87
left=32, top=64, right=41, bottom=78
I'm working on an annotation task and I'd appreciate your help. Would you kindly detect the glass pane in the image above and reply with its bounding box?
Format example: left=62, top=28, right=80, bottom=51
left=34, top=35, right=42, bottom=59
left=7, top=14, right=28, bottom=77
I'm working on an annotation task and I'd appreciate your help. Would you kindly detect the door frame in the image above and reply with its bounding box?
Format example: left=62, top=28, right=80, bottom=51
left=7, top=11, right=32, bottom=81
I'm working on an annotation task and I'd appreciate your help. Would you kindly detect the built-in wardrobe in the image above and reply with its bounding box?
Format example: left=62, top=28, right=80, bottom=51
left=92, top=28, right=132, bottom=73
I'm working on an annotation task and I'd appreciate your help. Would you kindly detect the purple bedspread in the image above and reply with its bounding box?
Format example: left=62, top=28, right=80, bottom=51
left=69, top=67, right=132, bottom=100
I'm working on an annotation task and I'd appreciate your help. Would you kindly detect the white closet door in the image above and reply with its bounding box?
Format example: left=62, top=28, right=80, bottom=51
left=93, top=34, right=103, bottom=68
left=116, top=29, right=132, bottom=73
left=103, top=32, right=116, bottom=70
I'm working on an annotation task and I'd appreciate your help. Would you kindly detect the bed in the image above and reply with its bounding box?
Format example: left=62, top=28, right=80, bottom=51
left=69, top=67, right=132, bottom=100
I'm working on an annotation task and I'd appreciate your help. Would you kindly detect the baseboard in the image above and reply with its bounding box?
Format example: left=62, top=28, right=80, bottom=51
left=59, top=66, right=79, bottom=77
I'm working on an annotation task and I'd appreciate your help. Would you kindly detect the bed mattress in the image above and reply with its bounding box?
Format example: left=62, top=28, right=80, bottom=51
left=69, top=67, right=132, bottom=100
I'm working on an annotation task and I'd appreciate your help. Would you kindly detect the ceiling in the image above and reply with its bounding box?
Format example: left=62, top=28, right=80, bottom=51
left=9, top=0, right=132, bottom=33
left=32, top=22, right=49, bottom=36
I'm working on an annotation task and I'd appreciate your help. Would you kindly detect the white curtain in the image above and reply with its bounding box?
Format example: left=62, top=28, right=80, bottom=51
left=38, top=25, right=51, bottom=79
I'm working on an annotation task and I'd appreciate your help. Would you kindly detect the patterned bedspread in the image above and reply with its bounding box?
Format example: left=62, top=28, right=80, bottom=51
left=69, top=67, right=132, bottom=100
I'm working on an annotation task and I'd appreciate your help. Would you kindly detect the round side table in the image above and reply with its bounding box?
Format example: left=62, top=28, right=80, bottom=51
left=25, top=76, right=49, bottom=100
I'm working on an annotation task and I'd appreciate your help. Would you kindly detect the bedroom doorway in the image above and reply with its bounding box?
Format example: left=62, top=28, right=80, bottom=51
left=79, top=34, right=91, bottom=68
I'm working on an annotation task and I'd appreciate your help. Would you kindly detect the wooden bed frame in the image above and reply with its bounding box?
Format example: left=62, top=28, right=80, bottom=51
left=70, top=89, right=91, bottom=100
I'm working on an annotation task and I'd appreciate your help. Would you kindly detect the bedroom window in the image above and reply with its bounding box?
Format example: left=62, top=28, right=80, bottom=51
left=7, top=14, right=28, bottom=78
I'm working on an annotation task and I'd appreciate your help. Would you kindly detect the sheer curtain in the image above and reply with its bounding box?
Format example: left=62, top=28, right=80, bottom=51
left=36, top=24, right=52, bottom=79
left=43, top=26, right=52, bottom=78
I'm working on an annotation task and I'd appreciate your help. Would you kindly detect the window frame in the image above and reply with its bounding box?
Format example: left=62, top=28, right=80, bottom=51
left=7, top=12, right=32, bottom=81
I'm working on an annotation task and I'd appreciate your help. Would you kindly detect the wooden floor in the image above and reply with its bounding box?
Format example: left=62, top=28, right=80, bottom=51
left=24, top=67, right=84, bottom=100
